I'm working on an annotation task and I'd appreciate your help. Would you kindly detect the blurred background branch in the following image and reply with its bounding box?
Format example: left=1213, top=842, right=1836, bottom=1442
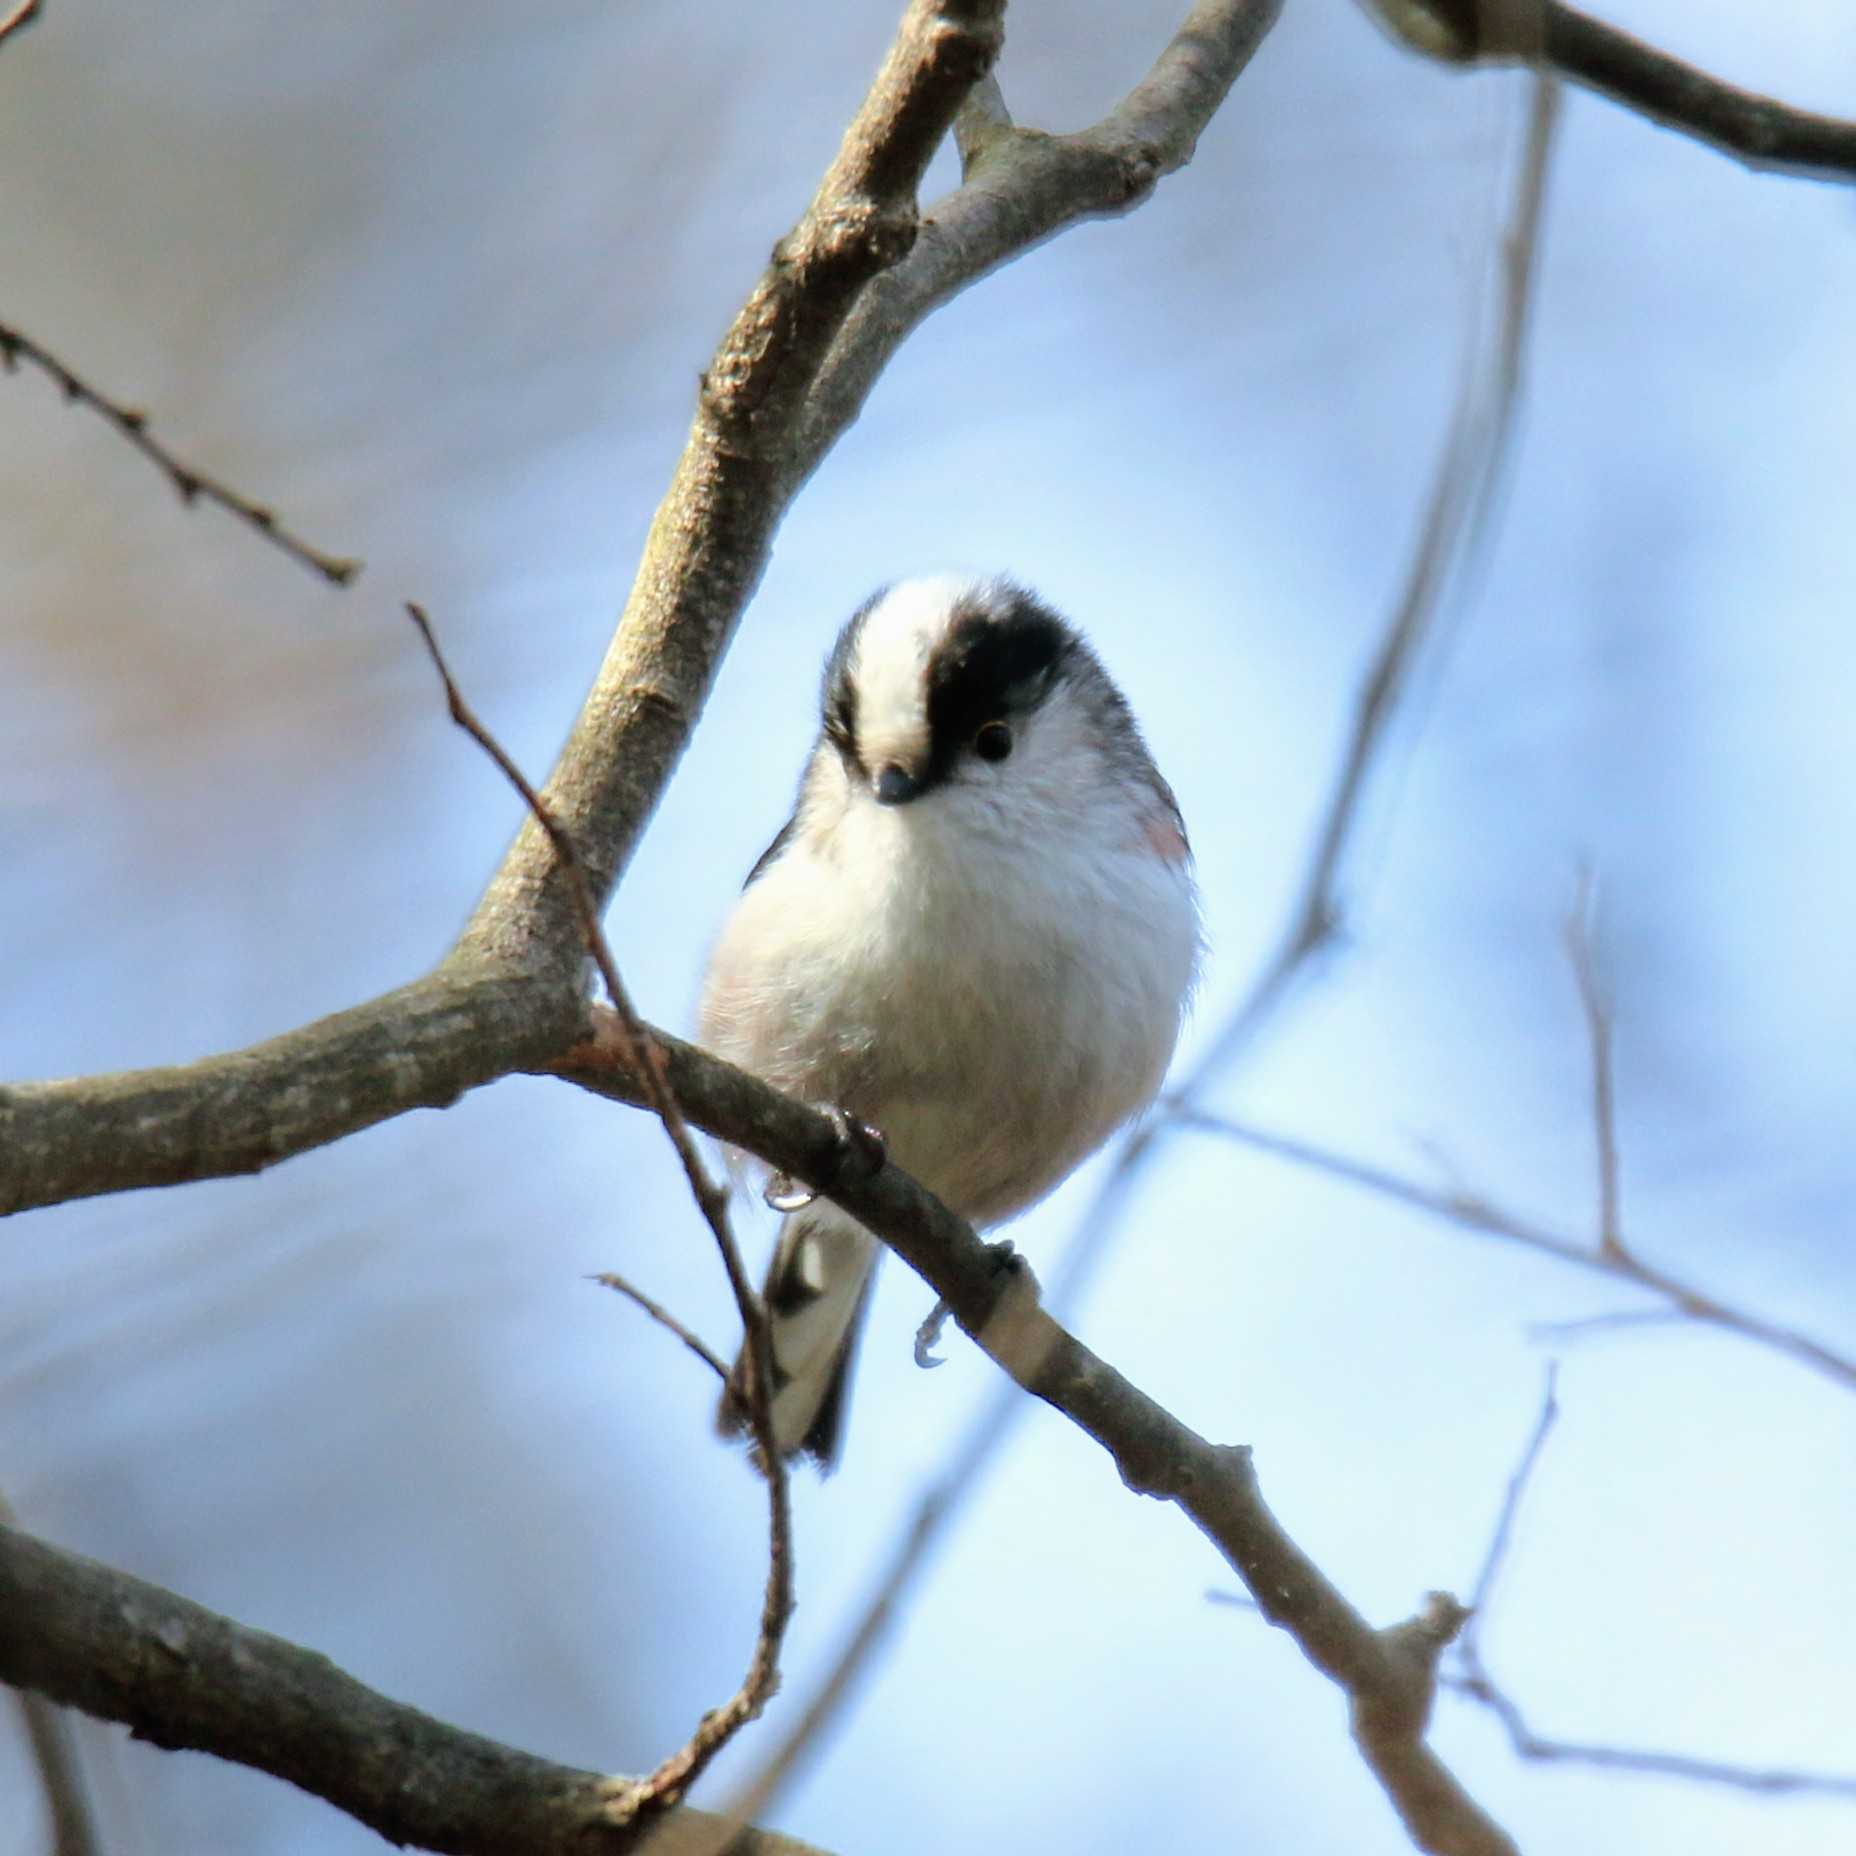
left=1440, top=1368, right=1856, bottom=1797
left=1364, top=0, right=1856, bottom=178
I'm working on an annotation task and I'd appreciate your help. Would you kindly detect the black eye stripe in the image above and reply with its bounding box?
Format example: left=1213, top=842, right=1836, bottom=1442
left=923, top=587, right=1072, bottom=778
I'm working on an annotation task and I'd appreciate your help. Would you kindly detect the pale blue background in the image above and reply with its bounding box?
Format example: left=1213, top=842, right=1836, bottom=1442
left=3, top=5, right=1853, bottom=1854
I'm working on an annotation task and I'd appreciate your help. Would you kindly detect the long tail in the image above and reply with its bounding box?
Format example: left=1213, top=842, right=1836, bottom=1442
left=717, top=1204, right=880, bottom=1472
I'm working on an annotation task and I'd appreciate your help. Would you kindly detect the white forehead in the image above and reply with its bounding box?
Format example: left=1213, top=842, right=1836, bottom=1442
left=850, top=574, right=991, bottom=745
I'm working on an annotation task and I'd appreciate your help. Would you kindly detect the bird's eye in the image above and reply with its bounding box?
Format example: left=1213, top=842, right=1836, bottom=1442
left=973, top=721, right=1014, bottom=763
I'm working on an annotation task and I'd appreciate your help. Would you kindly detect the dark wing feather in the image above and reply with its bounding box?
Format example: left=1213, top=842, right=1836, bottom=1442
left=742, top=814, right=798, bottom=890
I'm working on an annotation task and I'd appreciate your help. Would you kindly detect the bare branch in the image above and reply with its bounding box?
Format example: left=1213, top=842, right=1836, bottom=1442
left=592, top=1272, right=730, bottom=1383
left=1463, top=1363, right=1560, bottom=1626
left=0, top=969, right=575, bottom=1217
left=404, top=604, right=790, bottom=1825
left=1564, top=877, right=1624, bottom=1258
left=790, top=0, right=1284, bottom=492
left=1177, top=1109, right=1856, bottom=1394
left=0, top=0, right=41, bottom=53
left=1442, top=1683, right=1856, bottom=1798
left=0, top=319, right=361, bottom=584
left=1362, top=1, right=1856, bottom=183
left=1523, top=1307, right=1686, bottom=1343
left=459, top=0, right=1010, bottom=978
left=1181, top=71, right=1561, bottom=1100
left=707, top=1477, right=959, bottom=1852
left=1028, top=70, right=1562, bottom=1426
left=1444, top=1370, right=1856, bottom=1799
left=0, top=1522, right=833, bottom=1856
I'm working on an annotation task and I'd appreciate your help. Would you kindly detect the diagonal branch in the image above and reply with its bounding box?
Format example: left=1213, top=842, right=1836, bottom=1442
left=1177, top=1109, right=1856, bottom=1393
left=790, top=0, right=1284, bottom=489
left=0, top=969, right=576, bottom=1217
left=1182, top=69, right=1560, bottom=1101
left=592, top=1271, right=731, bottom=1384
left=554, top=1015, right=1520, bottom=1856
left=1362, top=1, right=1856, bottom=183
left=0, top=319, right=361, bottom=584
left=0, top=0, right=41, bottom=54
left=458, top=0, right=1008, bottom=978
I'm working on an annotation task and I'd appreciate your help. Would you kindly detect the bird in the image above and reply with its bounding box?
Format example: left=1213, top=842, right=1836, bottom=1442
left=699, top=575, right=1200, bottom=1469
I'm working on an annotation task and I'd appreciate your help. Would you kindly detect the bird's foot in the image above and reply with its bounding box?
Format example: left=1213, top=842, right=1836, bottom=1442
left=764, top=1105, right=887, bottom=1213
left=914, top=1242, right=1020, bottom=1367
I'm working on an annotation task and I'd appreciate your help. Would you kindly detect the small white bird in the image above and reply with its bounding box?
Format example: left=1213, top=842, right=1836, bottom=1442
left=700, top=576, right=1200, bottom=1468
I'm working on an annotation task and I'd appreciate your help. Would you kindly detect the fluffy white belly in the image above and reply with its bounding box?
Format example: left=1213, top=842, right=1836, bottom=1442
left=701, top=812, right=1196, bottom=1226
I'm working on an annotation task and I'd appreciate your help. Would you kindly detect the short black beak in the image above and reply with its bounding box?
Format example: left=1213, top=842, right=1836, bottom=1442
left=874, top=763, right=923, bottom=807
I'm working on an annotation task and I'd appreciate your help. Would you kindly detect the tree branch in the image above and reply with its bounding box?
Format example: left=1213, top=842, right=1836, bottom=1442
left=789, top=0, right=1284, bottom=488
left=0, top=1522, right=833, bottom=1856
left=0, top=0, right=41, bottom=55
left=0, top=970, right=575, bottom=1216
left=0, top=318, right=361, bottom=584
left=457, top=0, right=1007, bottom=979
left=4, top=997, right=1523, bottom=1852
left=1176, top=1108, right=1856, bottom=1394
left=1443, top=1369, right=1856, bottom=1799
left=1363, top=0, right=1856, bottom=183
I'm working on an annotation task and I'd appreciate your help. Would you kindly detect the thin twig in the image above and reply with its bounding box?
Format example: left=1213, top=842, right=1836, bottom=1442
left=705, top=1479, right=960, bottom=1853
left=1565, top=875, right=1625, bottom=1258
left=1463, top=1363, right=1560, bottom=1626
left=404, top=603, right=792, bottom=1823
left=0, top=0, right=42, bottom=52
left=1053, top=72, right=1562, bottom=1383
left=591, top=1271, right=731, bottom=1383
left=0, top=320, right=361, bottom=585
left=1441, top=1683, right=1856, bottom=1798
left=1179, top=75, right=1561, bottom=1104
left=1176, top=1108, right=1856, bottom=1394
left=1523, top=1307, right=1686, bottom=1343
left=1445, top=1369, right=1856, bottom=1799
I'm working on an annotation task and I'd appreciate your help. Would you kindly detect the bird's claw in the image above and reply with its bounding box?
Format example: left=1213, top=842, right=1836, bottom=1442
left=914, top=1297, right=952, bottom=1368
left=818, top=1103, right=887, bottom=1185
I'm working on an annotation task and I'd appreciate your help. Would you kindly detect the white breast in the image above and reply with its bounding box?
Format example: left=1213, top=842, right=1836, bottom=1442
left=700, top=783, right=1198, bottom=1227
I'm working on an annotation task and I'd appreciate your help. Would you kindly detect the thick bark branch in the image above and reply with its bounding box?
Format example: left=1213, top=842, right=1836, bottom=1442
left=457, top=0, right=1282, bottom=984
left=458, top=0, right=1006, bottom=981
left=790, top=0, right=1284, bottom=483
left=0, top=1523, right=828, bottom=1856
left=0, top=968, right=572, bottom=1216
